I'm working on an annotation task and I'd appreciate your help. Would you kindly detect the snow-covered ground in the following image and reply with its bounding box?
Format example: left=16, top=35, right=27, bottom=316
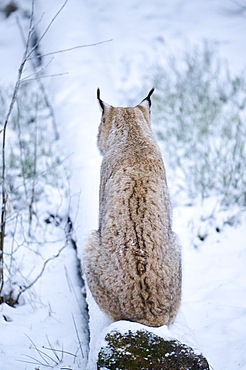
left=0, top=0, right=246, bottom=369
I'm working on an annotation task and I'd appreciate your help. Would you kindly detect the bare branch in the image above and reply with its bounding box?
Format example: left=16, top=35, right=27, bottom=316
left=16, top=14, right=60, bottom=140
left=72, top=314, right=84, bottom=359
left=42, top=345, right=77, bottom=358
left=45, top=335, right=62, bottom=363
left=0, top=0, right=35, bottom=294
left=28, top=38, right=113, bottom=60
left=16, top=244, right=67, bottom=302
left=35, top=0, right=69, bottom=48
left=20, top=71, right=69, bottom=83
left=25, top=335, right=58, bottom=366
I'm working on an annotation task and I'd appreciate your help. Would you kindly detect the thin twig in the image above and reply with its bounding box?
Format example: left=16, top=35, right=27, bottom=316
left=20, top=56, right=55, bottom=81
left=18, top=355, right=45, bottom=367
left=16, top=98, right=28, bottom=200
left=45, top=335, right=61, bottom=363
left=16, top=17, right=60, bottom=140
left=42, top=345, right=77, bottom=358
left=20, top=71, right=69, bottom=83
left=25, top=334, right=52, bottom=366
left=72, top=314, right=84, bottom=359
left=28, top=94, right=39, bottom=237
left=17, top=4, right=112, bottom=143
left=28, top=39, right=113, bottom=59
left=33, top=0, right=69, bottom=50
left=16, top=244, right=66, bottom=302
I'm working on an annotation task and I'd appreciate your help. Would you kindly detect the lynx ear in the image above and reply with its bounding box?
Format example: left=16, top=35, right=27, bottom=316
left=139, top=88, right=155, bottom=109
left=97, top=88, right=110, bottom=113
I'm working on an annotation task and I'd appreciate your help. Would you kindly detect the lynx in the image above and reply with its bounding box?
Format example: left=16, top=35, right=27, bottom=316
left=83, top=88, right=181, bottom=327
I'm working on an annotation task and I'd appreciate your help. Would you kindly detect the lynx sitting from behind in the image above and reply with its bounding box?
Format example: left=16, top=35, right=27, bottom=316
left=83, top=88, right=181, bottom=327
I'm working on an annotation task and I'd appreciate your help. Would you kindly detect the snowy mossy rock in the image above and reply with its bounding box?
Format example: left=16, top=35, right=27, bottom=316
left=97, top=329, right=209, bottom=370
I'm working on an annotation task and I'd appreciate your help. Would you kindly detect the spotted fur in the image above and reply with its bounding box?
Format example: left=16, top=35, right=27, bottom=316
left=83, top=89, right=181, bottom=327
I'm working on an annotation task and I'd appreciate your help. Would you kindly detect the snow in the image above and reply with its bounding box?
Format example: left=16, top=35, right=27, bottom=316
left=176, top=207, right=246, bottom=369
left=0, top=0, right=246, bottom=369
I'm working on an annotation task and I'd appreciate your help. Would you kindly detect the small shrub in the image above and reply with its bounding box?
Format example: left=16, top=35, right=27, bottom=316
left=0, top=82, right=67, bottom=304
left=1, top=83, right=64, bottom=210
left=149, top=42, right=246, bottom=206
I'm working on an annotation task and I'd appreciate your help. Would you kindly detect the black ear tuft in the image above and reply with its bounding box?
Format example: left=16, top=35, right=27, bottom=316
left=97, top=88, right=104, bottom=111
left=144, top=87, right=155, bottom=107
left=97, top=87, right=100, bottom=100
left=147, top=87, right=155, bottom=100
left=139, top=88, right=155, bottom=109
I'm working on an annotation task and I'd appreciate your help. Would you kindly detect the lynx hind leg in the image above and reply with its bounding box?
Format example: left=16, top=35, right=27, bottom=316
left=83, top=231, right=111, bottom=316
left=84, top=231, right=113, bottom=370
left=83, top=230, right=100, bottom=282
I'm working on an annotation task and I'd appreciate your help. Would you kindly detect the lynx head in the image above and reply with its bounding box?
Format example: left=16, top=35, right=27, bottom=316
left=97, top=88, right=155, bottom=155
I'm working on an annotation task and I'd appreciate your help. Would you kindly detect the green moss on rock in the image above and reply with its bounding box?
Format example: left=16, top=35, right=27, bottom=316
left=97, top=329, right=210, bottom=370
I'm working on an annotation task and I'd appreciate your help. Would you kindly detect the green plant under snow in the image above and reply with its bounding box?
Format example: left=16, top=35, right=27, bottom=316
left=150, top=42, right=246, bottom=206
